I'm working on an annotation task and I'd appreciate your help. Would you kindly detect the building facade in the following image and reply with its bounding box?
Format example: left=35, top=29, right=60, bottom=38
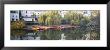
left=21, top=10, right=42, bottom=21
left=10, top=10, right=19, bottom=21
left=10, top=10, right=42, bottom=21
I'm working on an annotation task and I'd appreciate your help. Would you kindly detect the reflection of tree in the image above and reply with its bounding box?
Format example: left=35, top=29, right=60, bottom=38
left=64, top=28, right=84, bottom=40
left=38, top=30, right=62, bottom=40
left=11, top=30, right=26, bottom=36
left=11, top=30, right=26, bottom=40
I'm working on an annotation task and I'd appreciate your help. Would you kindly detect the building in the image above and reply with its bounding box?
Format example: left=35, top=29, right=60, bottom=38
left=21, top=10, right=42, bottom=21
left=59, top=10, right=68, bottom=17
left=10, top=10, right=19, bottom=21
left=83, top=10, right=91, bottom=17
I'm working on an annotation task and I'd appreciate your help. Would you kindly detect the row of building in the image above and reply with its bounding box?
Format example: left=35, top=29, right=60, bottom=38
left=10, top=10, right=91, bottom=21
left=10, top=10, right=66, bottom=21
left=10, top=10, right=42, bottom=21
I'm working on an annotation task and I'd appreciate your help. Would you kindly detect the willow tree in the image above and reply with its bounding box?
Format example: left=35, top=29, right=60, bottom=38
left=38, top=14, right=47, bottom=25
left=64, top=10, right=83, bottom=25
left=38, top=10, right=62, bottom=26
left=45, top=17, right=52, bottom=26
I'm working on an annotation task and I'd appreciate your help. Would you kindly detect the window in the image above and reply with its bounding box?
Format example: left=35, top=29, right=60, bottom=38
left=12, top=18, right=14, bottom=21
left=84, top=11, right=87, bottom=14
left=13, top=15, right=14, bottom=17
left=10, top=11, right=18, bottom=13
left=26, top=11, right=27, bottom=13
left=10, top=11, right=16, bottom=13
left=16, top=19, right=18, bottom=21
left=22, top=19, right=24, bottom=21
left=26, top=15, right=27, bottom=17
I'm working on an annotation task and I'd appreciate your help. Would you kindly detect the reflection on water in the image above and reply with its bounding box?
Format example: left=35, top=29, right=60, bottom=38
left=11, top=27, right=100, bottom=40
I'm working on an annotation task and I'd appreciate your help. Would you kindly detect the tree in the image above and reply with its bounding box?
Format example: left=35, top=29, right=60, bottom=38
left=38, top=10, right=62, bottom=26
left=64, top=10, right=83, bottom=25
left=11, top=20, right=25, bottom=29
left=31, top=13, right=36, bottom=21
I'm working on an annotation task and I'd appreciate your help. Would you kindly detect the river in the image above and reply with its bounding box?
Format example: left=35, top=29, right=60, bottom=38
left=11, top=27, right=100, bottom=40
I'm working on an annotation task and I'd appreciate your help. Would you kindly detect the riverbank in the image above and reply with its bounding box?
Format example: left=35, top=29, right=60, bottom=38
left=24, top=25, right=80, bottom=31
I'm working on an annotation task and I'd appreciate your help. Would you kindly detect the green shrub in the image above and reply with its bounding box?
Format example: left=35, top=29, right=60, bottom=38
left=11, top=20, right=25, bottom=29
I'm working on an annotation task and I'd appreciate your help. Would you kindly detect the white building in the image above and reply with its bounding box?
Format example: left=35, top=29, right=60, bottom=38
left=10, top=10, right=19, bottom=21
left=59, top=10, right=68, bottom=17
left=21, top=10, right=42, bottom=21
left=83, top=10, right=91, bottom=17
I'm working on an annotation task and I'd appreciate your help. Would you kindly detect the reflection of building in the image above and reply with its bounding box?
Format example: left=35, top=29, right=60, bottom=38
left=11, top=32, right=40, bottom=40
left=10, top=10, right=19, bottom=21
